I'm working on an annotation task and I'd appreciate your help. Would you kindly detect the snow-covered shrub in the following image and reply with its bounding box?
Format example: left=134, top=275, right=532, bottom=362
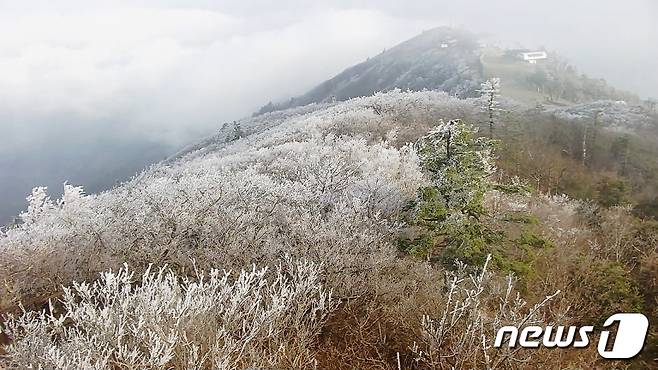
left=413, top=255, right=564, bottom=369
left=2, top=90, right=475, bottom=310
left=0, top=184, right=104, bottom=310
left=1, top=259, right=335, bottom=370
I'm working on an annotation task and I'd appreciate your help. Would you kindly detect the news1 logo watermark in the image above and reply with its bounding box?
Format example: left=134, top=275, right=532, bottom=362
left=494, top=313, right=649, bottom=359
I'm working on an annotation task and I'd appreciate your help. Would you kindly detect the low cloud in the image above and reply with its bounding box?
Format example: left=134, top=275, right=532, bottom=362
left=0, top=6, right=431, bottom=146
left=1, top=1, right=655, bottom=148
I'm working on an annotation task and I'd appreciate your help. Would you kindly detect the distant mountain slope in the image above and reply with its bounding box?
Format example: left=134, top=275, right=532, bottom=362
left=255, top=27, right=483, bottom=116
left=480, top=48, right=641, bottom=107
left=549, top=100, right=657, bottom=133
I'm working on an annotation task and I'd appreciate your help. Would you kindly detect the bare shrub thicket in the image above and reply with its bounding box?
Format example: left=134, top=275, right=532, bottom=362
left=489, top=190, right=647, bottom=330
left=411, top=255, right=597, bottom=369
left=2, top=259, right=335, bottom=369
left=314, top=253, right=601, bottom=369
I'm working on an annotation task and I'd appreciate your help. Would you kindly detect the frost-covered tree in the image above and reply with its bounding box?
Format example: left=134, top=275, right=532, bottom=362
left=478, top=78, right=501, bottom=138
left=401, top=119, right=495, bottom=262
left=226, top=121, right=244, bottom=142
left=415, top=119, right=495, bottom=219
left=583, top=110, right=601, bottom=167
left=645, top=98, right=657, bottom=114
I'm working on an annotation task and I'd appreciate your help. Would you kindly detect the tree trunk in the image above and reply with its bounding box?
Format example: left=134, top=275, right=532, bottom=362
left=582, top=126, right=588, bottom=167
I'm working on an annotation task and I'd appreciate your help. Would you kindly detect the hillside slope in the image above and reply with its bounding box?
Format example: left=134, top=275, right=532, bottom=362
left=2, top=27, right=658, bottom=368
left=2, top=90, right=657, bottom=369
left=0, top=90, right=478, bottom=312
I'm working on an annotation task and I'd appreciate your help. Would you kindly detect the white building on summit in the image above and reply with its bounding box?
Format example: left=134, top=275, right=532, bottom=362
left=519, top=51, right=548, bottom=64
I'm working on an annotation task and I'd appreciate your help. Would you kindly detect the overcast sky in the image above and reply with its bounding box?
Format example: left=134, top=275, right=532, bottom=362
left=0, top=0, right=656, bottom=223
left=1, top=0, right=656, bottom=144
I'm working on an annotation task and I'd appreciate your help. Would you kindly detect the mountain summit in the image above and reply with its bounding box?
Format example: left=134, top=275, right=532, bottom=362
left=257, top=26, right=648, bottom=118
left=255, top=27, right=483, bottom=115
